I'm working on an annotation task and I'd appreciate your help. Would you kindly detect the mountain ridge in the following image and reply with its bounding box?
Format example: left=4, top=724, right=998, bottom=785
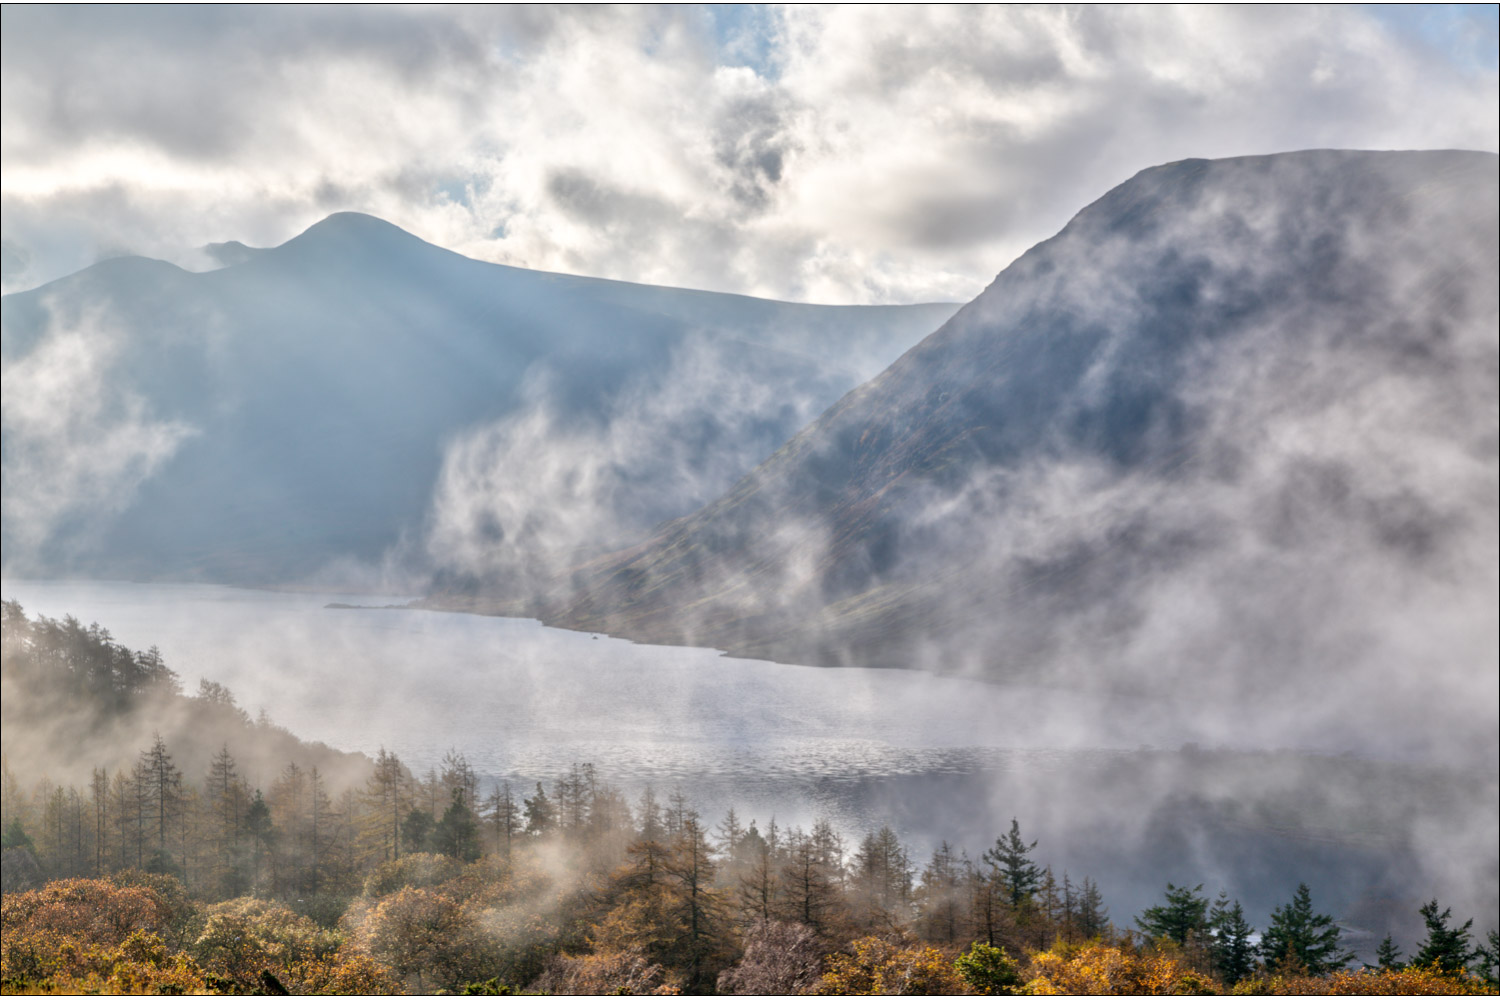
left=445, top=149, right=1497, bottom=725
left=2, top=213, right=959, bottom=586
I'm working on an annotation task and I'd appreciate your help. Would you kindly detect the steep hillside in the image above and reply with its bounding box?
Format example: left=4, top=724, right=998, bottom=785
left=507, top=150, right=1498, bottom=721
left=0, top=215, right=957, bottom=586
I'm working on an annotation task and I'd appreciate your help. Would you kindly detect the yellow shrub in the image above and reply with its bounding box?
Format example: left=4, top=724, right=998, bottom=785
left=818, top=936, right=968, bottom=996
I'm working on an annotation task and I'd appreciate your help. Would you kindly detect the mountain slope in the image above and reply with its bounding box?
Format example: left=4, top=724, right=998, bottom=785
left=0, top=215, right=958, bottom=585
left=506, top=150, right=1498, bottom=721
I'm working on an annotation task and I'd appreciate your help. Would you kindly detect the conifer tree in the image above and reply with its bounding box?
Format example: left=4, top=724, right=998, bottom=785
left=439, top=749, right=478, bottom=809
left=245, top=789, right=275, bottom=889
left=735, top=829, right=778, bottom=925
left=483, top=782, right=518, bottom=860
left=523, top=782, right=556, bottom=837
left=1412, top=899, right=1476, bottom=974
left=983, top=818, right=1042, bottom=907
left=636, top=786, right=665, bottom=843
left=401, top=808, right=434, bottom=853
left=365, top=747, right=408, bottom=861
left=1474, top=929, right=1500, bottom=986
left=89, top=768, right=108, bottom=876
left=1137, top=882, right=1209, bottom=946
left=850, top=826, right=912, bottom=929
left=1374, top=934, right=1403, bottom=970
left=1259, top=882, right=1353, bottom=974
left=714, top=808, right=745, bottom=860
left=137, top=733, right=181, bottom=860
left=915, top=842, right=966, bottom=943
left=1076, top=876, right=1109, bottom=940
left=204, top=745, right=245, bottom=884
left=307, top=766, right=333, bottom=893
left=780, top=827, right=842, bottom=934
left=433, top=786, right=481, bottom=862
left=667, top=816, right=728, bottom=991
left=1208, top=891, right=1256, bottom=985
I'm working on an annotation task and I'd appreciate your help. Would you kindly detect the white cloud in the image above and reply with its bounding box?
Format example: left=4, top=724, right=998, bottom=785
left=0, top=308, right=197, bottom=570
left=2, top=5, right=1496, bottom=300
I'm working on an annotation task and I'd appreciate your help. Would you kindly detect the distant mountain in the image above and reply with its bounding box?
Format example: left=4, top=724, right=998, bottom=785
left=498, top=150, right=1498, bottom=713
left=0, top=214, right=957, bottom=585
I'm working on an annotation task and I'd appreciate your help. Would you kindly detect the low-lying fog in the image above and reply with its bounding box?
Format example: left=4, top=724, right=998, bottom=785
left=4, top=577, right=1493, bottom=952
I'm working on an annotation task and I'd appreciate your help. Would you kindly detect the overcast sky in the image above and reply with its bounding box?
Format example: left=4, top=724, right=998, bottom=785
left=2, top=4, right=1496, bottom=303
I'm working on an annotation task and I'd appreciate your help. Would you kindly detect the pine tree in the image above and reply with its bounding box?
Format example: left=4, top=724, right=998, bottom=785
left=983, top=818, right=1042, bottom=907
left=1473, top=929, right=1499, bottom=986
left=1208, top=891, right=1256, bottom=985
left=433, top=787, right=481, bottom=862
left=1138, top=882, right=1209, bottom=947
left=245, top=789, right=275, bottom=890
left=401, top=808, right=434, bottom=853
left=523, top=782, right=556, bottom=837
left=1259, top=882, right=1353, bottom=974
left=1374, top=934, right=1403, bottom=970
left=1412, top=899, right=1475, bottom=974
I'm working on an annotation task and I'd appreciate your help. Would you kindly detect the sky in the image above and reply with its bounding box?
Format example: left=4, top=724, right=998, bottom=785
left=2, top=4, right=1497, bottom=304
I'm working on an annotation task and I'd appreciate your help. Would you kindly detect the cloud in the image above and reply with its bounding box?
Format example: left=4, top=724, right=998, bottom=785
left=2, top=6, right=1496, bottom=299
left=423, top=334, right=835, bottom=589
left=0, top=306, right=197, bottom=572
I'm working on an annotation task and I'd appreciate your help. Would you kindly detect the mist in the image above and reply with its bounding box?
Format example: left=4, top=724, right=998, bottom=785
left=3, top=20, right=1497, bottom=983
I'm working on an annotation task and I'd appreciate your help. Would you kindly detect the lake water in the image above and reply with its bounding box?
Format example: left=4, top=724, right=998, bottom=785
left=3, top=578, right=1481, bottom=939
left=0, top=578, right=1179, bottom=792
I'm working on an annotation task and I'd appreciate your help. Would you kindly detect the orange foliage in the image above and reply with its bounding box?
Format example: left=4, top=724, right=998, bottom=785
left=1024, top=941, right=1216, bottom=995
left=1, top=878, right=171, bottom=947
left=1234, top=966, right=1498, bottom=996
left=354, top=885, right=478, bottom=991
left=1, top=878, right=182, bottom=991
left=817, top=936, right=969, bottom=995
left=0, top=929, right=212, bottom=995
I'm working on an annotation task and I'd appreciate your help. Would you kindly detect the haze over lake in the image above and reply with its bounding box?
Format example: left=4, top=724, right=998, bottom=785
left=7, top=576, right=1484, bottom=945
left=1, top=579, right=1189, bottom=787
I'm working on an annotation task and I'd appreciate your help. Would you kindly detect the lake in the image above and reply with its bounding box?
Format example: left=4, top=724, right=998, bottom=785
left=0, top=578, right=1179, bottom=819
left=2, top=577, right=1485, bottom=939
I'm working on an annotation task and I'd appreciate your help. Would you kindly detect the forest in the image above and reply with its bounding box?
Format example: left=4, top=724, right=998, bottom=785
left=2, top=601, right=1497, bottom=996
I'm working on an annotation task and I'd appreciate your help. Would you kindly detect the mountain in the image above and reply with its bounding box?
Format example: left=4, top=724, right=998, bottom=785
left=0, top=214, right=958, bottom=586
left=487, top=150, right=1498, bottom=721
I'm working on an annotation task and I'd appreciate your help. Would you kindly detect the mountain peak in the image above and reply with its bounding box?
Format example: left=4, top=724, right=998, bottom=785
left=293, top=211, right=411, bottom=240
